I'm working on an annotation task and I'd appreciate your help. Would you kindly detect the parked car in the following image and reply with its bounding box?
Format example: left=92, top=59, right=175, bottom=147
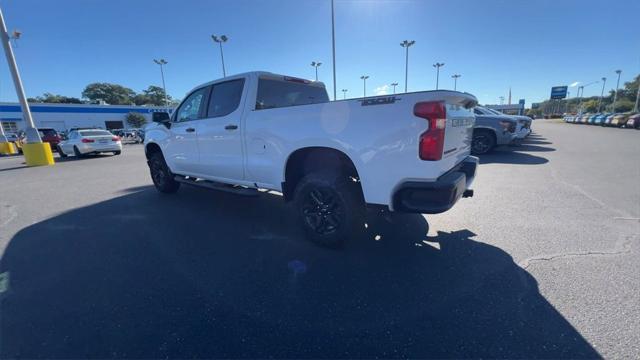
left=144, top=71, right=479, bottom=246
left=625, top=113, right=640, bottom=129
left=472, top=106, right=518, bottom=154
left=611, top=113, right=636, bottom=128
left=35, top=127, right=63, bottom=151
left=588, top=114, right=599, bottom=124
left=594, top=113, right=611, bottom=125
left=57, top=129, right=122, bottom=158
left=482, top=107, right=532, bottom=138
left=603, top=114, right=617, bottom=126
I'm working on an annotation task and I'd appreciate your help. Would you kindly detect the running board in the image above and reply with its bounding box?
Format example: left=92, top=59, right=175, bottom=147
left=174, top=176, right=259, bottom=196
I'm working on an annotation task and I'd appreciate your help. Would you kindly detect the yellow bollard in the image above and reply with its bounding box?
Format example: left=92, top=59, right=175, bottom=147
left=22, top=142, right=55, bottom=166
left=0, top=141, right=17, bottom=155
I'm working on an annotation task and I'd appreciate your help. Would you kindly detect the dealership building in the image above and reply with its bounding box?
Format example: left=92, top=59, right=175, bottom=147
left=0, top=102, right=173, bottom=134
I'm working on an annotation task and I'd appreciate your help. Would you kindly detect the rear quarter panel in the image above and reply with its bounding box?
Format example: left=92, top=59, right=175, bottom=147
left=244, top=91, right=476, bottom=206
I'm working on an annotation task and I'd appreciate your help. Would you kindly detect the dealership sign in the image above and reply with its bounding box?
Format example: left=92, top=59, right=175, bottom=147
left=550, top=86, right=568, bottom=99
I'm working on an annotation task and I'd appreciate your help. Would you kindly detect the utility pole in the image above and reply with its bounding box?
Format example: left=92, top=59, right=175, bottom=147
left=400, top=40, right=415, bottom=93
left=390, top=82, right=398, bottom=94
left=598, top=77, right=606, bottom=113
left=451, top=74, right=461, bottom=91
left=0, top=6, right=53, bottom=165
left=153, top=59, right=169, bottom=106
left=211, top=34, right=228, bottom=77
left=341, top=88, right=348, bottom=99
left=360, top=75, right=369, bottom=97
left=311, top=61, right=322, bottom=81
left=331, top=0, right=337, bottom=100
left=612, top=70, right=622, bottom=113
left=433, top=62, right=444, bottom=90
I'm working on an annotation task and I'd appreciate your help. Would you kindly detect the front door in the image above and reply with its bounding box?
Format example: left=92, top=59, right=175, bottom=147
left=163, top=86, right=209, bottom=174
left=195, top=78, right=246, bottom=181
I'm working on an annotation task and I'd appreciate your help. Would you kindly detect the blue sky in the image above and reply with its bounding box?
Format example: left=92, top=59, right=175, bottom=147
left=0, top=0, right=638, bottom=106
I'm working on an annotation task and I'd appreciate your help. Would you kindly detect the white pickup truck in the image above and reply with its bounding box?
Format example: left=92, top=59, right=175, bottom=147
left=144, top=71, right=478, bottom=246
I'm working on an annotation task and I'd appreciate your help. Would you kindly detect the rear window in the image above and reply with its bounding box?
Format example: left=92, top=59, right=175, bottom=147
left=80, top=130, right=112, bottom=137
left=255, top=78, right=329, bottom=110
left=38, top=129, right=58, bottom=137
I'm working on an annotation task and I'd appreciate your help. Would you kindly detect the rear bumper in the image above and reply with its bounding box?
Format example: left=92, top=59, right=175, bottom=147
left=78, top=142, right=122, bottom=154
left=392, top=156, right=477, bottom=214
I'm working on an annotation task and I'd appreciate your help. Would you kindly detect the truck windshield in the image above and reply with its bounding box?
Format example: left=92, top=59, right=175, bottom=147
left=255, top=78, right=329, bottom=110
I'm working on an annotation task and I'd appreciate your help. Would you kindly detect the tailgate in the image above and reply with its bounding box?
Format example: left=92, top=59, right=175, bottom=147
left=442, top=93, right=476, bottom=162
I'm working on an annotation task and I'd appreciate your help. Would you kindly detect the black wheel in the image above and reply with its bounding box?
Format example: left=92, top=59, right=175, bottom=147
left=57, top=146, right=67, bottom=158
left=148, top=151, right=180, bottom=193
left=293, top=171, right=365, bottom=247
left=114, top=151, right=121, bottom=155
left=471, top=130, right=496, bottom=155
left=73, top=146, right=84, bottom=158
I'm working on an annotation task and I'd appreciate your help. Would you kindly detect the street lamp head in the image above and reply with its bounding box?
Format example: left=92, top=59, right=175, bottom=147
left=452, top=74, right=461, bottom=79
left=391, top=82, right=398, bottom=86
left=400, top=40, right=415, bottom=47
left=602, top=77, right=606, bottom=81
left=342, top=89, right=348, bottom=92
left=360, top=75, right=369, bottom=80
left=311, top=61, right=322, bottom=67
left=212, top=35, right=228, bottom=43
left=433, top=62, right=445, bottom=68
left=154, top=59, right=167, bottom=65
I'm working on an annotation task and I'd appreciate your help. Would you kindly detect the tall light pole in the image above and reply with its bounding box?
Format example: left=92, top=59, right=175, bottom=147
left=612, top=70, right=622, bottom=112
left=451, top=74, right=461, bottom=91
left=597, top=77, right=607, bottom=113
left=635, top=78, right=640, bottom=112
left=311, top=61, right=322, bottom=81
left=341, top=89, right=348, bottom=99
left=0, top=6, right=54, bottom=165
left=433, top=62, right=445, bottom=89
left=153, top=59, right=169, bottom=106
left=211, top=34, right=228, bottom=77
left=400, top=40, right=415, bottom=93
left=331, top=0, right=337, bottom=100
left=360, top=75, right=369, bottom=97
left=390, top=82, right=398, bottom=94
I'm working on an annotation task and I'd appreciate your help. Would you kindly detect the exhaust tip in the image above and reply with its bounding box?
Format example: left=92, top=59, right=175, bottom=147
left=463, top=189, right=474, bottom=198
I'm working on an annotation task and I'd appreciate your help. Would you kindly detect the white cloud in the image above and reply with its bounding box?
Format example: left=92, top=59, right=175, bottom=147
left=570, top=81, right=580, bottom=87
left=374, top=84, right=389, bottom=95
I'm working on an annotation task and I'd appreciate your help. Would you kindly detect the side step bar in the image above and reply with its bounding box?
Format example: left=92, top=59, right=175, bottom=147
left=174, top=176, right=259, bottom=196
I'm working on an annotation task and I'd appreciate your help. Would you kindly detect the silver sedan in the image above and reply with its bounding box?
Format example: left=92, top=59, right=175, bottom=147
left=57, top=129, right=122, bottom=158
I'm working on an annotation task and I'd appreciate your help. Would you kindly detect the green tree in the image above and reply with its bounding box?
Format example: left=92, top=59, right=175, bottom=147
left=612, top=99, right=635, bottom=113
left=82, top=83, right=136, bottom=105
left=125, top=112, right=147, bottom=128
left=583, top=99, right=599, bottom=112
left=134, top=85, right=173, bottom=106
left=27, top=92, right=83, bottom=104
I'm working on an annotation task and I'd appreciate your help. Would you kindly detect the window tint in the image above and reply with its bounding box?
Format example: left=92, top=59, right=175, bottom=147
left=207, top=79, right=244, bottom=118
left=255, top=78, right=329, bottom=110
left=80, top=130, right=112, bottom=136
left=176, top=87, right=209, bottom=122
left=474, top=108, right=483, bottom=115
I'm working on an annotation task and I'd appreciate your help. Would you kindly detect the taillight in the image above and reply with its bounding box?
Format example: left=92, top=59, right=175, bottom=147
left=112, top=136, right=120, bottom=141
left=81, top=138, right=94, bottom=143
left=414, top=101, right=446, bottom=161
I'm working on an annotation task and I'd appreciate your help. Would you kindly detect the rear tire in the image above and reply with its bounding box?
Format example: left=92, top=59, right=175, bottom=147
left=293, top=171, right=365, bottom=247
left=148, top=151, right=180, bottom=194
left=471, top=130, right=496, bottom=155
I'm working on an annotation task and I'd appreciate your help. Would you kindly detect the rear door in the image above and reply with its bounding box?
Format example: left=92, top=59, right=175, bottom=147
left=195, top=78, right=246, bottom=181
left=164, top=86, right=209, bottom=174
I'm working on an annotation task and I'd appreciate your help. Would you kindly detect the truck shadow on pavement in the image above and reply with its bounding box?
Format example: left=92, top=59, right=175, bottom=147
left=480, top=135, right=553, bottom=165
left=1, top=186, right=598, bottom=358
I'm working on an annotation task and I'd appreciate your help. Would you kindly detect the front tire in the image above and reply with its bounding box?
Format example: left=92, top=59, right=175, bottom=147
left=293, top=171, right=365, bottom=247
left=73, top=146, right=84, bottom=158
left=148, top=152, right=180, bottom=193
left=57, top=146, right=67, bottom=158
left=471, top=130, right=496, bottom=155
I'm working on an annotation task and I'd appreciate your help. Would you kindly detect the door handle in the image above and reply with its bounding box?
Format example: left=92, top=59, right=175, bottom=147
left=186, top=127, right=196, bottom=133
left=225, top=124, right=238, bottom=130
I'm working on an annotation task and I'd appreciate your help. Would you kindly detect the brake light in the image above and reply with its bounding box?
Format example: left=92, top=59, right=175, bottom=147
left=284, top=76, right=311, bottom=84
left=112, top=136, right=120, bottom=141
left=81, top=138, right=94, bottom=143
left=414, top=101, right=446, bottom=161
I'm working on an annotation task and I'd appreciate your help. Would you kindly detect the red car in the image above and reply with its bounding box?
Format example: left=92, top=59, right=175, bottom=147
left=37, top=128, right=62, bottom=150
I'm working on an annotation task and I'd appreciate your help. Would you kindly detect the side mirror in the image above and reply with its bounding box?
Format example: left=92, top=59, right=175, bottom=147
left=152, top=112, right=171, bottom=128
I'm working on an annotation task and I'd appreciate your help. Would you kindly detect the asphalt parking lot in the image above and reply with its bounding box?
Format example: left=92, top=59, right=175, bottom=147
left=0, top=119, right=638, bottom=358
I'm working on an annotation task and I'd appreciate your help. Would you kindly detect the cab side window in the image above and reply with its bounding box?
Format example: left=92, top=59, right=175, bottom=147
left=175, top=87, right=210, bottom=122
left=207, top=79, right=245, bottom=118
